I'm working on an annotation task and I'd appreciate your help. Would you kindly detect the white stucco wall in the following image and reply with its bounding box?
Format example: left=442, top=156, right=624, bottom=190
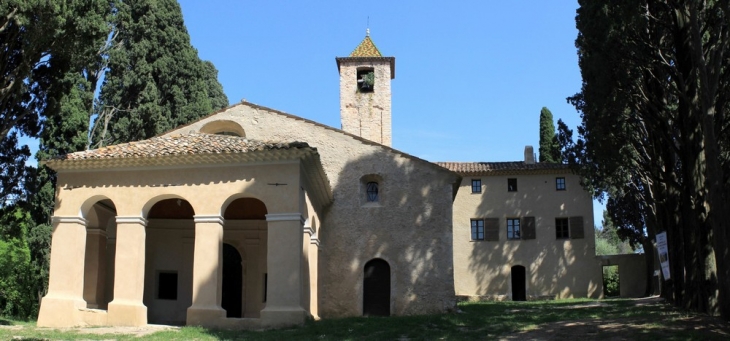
left=452, top=171, right=603, bottom=299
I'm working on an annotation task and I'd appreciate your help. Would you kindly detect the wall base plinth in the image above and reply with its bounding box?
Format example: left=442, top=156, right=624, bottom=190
left=186, top=306, right=226, bottom=326
left=107, top=301, right=147, bottom=326
left=260, top=306, right=307, bottom=327
left=37, top=296, right=86, bottom=327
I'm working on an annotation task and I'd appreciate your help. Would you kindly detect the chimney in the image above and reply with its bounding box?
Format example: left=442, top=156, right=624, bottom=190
left=524, top=145, right=535, bottom=164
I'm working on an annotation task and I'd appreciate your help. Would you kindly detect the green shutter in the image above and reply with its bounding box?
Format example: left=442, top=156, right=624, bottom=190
left=570, top=216, right=584, bottom=239
left=522, top=217, right=536, bottom=240
left=485, top=218, right=500, bottom=241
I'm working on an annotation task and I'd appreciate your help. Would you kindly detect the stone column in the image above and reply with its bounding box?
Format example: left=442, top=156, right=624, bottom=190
left=260, top=213, right=306, bottom=327
left=37, top=216, right=89, bottom=327
left=107, top=216, right=147, bottom=326
left=186, top=215, right=226, bottom=325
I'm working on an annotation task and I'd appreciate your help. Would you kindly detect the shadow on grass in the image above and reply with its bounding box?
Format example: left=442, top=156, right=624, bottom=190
left=188, top=299, right=730, bottom=341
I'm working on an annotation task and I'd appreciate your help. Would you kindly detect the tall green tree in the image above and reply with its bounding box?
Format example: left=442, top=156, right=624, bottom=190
left=565, top=0, right=730, bottom=317
left=95, top=0, right=228, bottom=147
left=538, top=107, right=560, bottom=163
left=1, top=1, right=117, bottom=317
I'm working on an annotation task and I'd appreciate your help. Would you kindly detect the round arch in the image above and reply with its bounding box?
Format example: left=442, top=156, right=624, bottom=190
left=511, top=265, right=527, bottom=301
left=199, top=120, right=246, bottom=137
left=79, top=195, right=117, bottom=219
left=141, top=194, right=196, bottom=219
left=222, top=197, right=268, bottom=220
left=363, top=258, right=391, bottom=316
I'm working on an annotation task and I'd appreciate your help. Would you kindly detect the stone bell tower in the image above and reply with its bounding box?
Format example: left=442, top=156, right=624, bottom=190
left=336, top=30, right=395, bottom=146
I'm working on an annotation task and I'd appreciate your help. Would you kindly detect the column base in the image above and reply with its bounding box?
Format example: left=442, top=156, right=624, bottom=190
left=37, top=295, right=86, bottom=327
left=107, top=300, right=147, bottom=326
left=186, top=306, right=226, bottom=326
left=260, top=306, right=307, bottom=327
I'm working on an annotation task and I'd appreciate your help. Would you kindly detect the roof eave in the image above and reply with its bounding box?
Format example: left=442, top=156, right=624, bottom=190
left=45, top=148, right=318, bottom=172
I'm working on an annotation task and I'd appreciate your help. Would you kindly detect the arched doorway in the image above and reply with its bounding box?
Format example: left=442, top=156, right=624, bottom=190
left=223, top=197, right=267, bottom=318
left=511, top=265, right=526, bottom=301
left=222, top=243, right=243, bottom=318
left=144, top=198, right=195, bottom=325
left=363, top=259, right=390, bottom=316
left=82, top=199, right=117, bottom=310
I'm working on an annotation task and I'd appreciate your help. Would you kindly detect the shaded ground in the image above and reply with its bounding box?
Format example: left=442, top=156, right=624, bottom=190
left=500, top=297, right=730, bottom=341
left=1, top=297, right=729, bottom=340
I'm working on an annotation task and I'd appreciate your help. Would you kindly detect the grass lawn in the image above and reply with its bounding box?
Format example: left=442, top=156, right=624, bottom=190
left=1, top=298, right=728, bottom=340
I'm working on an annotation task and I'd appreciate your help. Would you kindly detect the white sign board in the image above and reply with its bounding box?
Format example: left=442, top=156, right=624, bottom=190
left=656, top=232, right=670, bottom=280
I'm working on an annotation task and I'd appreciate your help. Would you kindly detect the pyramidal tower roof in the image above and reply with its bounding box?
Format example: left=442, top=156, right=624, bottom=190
left=349, top=29, right=382, bottom=57
left=336, top=29, right=395, bottom=79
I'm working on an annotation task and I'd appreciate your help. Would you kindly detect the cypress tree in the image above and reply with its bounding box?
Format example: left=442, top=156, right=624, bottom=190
left=97, top=0, right=228, bottom=146
left=538, top=107, right=560, bottom=163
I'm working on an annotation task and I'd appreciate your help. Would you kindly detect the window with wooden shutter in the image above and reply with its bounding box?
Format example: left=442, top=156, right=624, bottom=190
left=569, top=216, right=584, bottom=239
left=485, top=218, right=500, bottom=241
left=522, top=216, right=536, bottom=240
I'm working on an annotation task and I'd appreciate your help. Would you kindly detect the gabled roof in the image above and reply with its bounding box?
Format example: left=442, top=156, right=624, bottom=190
left=167, top=101, right=462, bottom=198
left=45, top=133, right=335, bottom=208
left=350, top=35, right=382, bottom=57
left=436, top=161, right=570, bottom=176
left=45, top=133, right=316, bottom=172
left=55, top=133, right=307, bottom=161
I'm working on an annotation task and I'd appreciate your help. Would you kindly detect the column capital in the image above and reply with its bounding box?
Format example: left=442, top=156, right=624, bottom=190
left=116, top=216, right=147, bottom=226
left=310, top=233, right=321, bottom=247
left=51, top=216, right=88, bottom=226
left=193, top=215, right=224, bottom=225
left=266, top=213, right=305, bottom=225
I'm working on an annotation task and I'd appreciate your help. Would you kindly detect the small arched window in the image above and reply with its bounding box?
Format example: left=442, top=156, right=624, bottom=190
left=366, top=182, right=379, bottom=202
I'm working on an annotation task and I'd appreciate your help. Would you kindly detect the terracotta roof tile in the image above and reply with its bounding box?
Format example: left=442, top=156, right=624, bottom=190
left=53, top=133, right=310, bottom=161
left=436, top=161, right=569, bottom=175
left=350, top=35, right=382, bottom=57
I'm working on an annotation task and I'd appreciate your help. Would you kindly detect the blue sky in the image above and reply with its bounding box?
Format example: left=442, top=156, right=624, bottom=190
left=176, top=0, right=605, bottom=227
left=21, top=1, right=606, bottom=227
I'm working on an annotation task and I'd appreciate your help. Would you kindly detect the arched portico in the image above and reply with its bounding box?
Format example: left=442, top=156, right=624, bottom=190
left=37, top=133, right=332, bottom=329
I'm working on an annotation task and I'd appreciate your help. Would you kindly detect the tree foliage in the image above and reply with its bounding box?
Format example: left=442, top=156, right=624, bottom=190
left=565, top=0, right=730, bottom=317
left=1, top=0, right=229, bottom=318
left=95, top=0, right=228, bottom=147
left=538, top=107, right=560, bottom=163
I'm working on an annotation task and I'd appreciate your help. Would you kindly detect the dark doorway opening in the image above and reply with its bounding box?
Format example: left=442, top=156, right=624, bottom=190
left=222, top=243, right=242, bottom=318
left=363, top=259, right=390, bottom=316
left=602, top=265, right=620, bottom=297
left=511, top=265, right=526, bottom=301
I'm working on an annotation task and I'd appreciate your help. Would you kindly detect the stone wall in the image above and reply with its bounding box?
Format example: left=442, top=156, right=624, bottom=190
left=167, top=102, right=460, bottom=317
left=338, top=60, right=392, bottom=147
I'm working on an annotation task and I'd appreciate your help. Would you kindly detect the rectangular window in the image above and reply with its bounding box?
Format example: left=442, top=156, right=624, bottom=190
left=507, top=218, right=520, bottom=240
left=556, top=218, right=570, bottom=239
left=556, top=177, right=566, bottom=191
left=157, top=271, right=178, bottom=300
left=471, top=219, right=484, bottom=240
left=471, top=179, right=482, bottom=193
left=508, top=178, right=517, bottom=192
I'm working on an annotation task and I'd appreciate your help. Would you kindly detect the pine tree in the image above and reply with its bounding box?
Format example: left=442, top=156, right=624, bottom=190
left=538, top=107, right=560, bottom=163
left=97, top=0, right=228, bottom=146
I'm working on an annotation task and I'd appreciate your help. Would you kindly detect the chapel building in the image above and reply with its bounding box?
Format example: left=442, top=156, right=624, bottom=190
left=37, top=33, right=605, bottom=329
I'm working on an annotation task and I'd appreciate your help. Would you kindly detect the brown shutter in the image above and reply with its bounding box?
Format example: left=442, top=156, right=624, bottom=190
left=522, top=216, right=536, bottom=240
left=570, top=216, right=584, bottom=239
left=484, top=218, right=499, bottom=241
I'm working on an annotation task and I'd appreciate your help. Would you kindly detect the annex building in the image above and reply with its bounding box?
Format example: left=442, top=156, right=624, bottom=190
left=37, top=34, right=607, bottom=329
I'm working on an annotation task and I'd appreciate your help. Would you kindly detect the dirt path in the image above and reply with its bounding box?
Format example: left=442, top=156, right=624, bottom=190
left=500, top=297, right=730, bottom=341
